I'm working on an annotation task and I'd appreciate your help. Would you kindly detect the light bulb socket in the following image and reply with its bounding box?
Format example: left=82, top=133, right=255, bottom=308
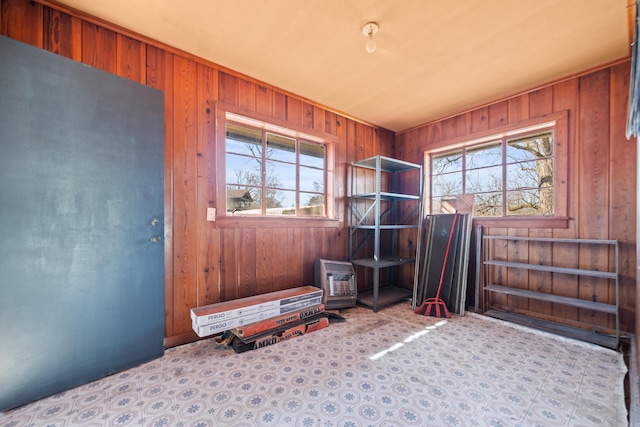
left=362, top=22, right=379, bottom=37
left=362, top=22, right=379, bottom=53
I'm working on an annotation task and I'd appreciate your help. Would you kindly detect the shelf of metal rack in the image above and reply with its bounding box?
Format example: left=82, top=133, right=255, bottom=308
left=348, top=155, right=422, bottom=312
left=482, top=235, right=619, bottom=349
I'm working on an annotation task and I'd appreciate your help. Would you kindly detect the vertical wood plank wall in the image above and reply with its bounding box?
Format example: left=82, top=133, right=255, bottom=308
left=2, top=0, right=636, bottom=344
left=0, top=0, right=394, bottom=346
left=397, top=62, right=636, bottom=335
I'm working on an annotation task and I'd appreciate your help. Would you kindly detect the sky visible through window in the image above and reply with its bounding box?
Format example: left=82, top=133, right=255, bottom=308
left=431, top=130, right=554, bottom=217
left=225, top=122, right=325, bottom=215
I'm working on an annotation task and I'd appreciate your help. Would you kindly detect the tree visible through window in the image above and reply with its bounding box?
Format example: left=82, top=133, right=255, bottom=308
left=430, top=129, right=554, bottom=217
left=225, top=122, right=326, bottom=216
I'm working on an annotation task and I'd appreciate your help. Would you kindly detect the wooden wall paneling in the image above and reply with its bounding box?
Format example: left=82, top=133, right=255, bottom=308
left=43, top=8, right=81, bottom=60
left=487, top=227, right=509, bottom=310
left=325, top=111, right=337, bottom=136
left=326, top=227, right=347, bottom=264
left=525, top=88, right=554, bottom=315
left=507, top=94, right=530, bottom=123
left=81, top=22, right=116, bottom=73
left=363, top=122, right=376, bottom=160
left=345, top=120, right=364, bottom=289
left=238, top=228, right=257, bottom=298
left=528, top=87, right=553, bottom=118
left=273, top=92, right=287, bottom=121
left=116, top=34, right=145, bottom=84
left=471, top=106, right=489, bottom=133
left=526, top=231, right=553, bottom=317
left=313, top=105, right=325, bottom=133
left=454, top=112, right=472, bottom=137
left=393, top=131, right=406, bottom=164
left=237, top=78, right=256, bottom=111
left=333, top=114, right=348, bottom=261
left=196, top=63, right=220, bottom=308
left=220, top=228, right=239, bottom=302
left=381, top=128, right=395, bottom=157
left=351, top=120, right=364, bottom=162
left=270, top=228, right=289, bottom=291
left=287, top=227, right=304, bottom=287
left=256, top=84, right=273, bottom=117
left=287, top=97, right=303, bottom=127
left=488, top=100, right=509, bottom=129
left=440, top=117, right=457, bottom=141
left=146, top=45, right=175, bottom=339
left=427, top=121, right=442, bottom=145
left=577, top=69, right=611, bottom=328
left=256, top=227, right=275, bottom=294
left=361, top=123, right=376, bottom=290
left=506, top=229, right=530, bottom=312
left=301, top=227, right=314, bottom=286
left=550, top=79, right=580, bottom=324
left=302, top=101, right=314, bottom=129
left=1, top=0, right=43, bottom=46
left=301, top=228, right=317, bottom=285
left=396, top=128, right=420, bottom=288
left=171, top=55, right=199, bottom=333
left=609, top=61, right=636, bottom=333
left=218, top=72, right=238, bottom=105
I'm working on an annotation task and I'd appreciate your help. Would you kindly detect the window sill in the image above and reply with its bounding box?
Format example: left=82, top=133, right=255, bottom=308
left=473, top=216, right=569, bottom=229
left=216, top=215, right=341, bottom=228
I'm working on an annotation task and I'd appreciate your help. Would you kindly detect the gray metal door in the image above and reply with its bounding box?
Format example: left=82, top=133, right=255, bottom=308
left=0, top=36, right=165, bottom=411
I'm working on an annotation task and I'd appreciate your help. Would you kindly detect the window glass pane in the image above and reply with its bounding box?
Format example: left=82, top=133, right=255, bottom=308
left=226, top=124, right=262, bottom=156
left=266, top=160, right=295, bottom=191
left=300, top=141, right=325, bottom=168
left=226, top=185, right=260, bottom=214
left=507, top=132, right=553, bottom=163
left=431, top=151, right=462, bottom=174
left=300, top=166, right=323, bottom=192
left=507, top=159, right=553, bottom=190
left=466, top=142, right=501, bottom=169
left=225, top=116, right=328, bottom=219
left=300, top=192, right=324, bottom=216
left=266, top=189, right=295, bottom=215
left=473, top=192, right=502, bottom=217
left=226, top=153, right=262, bottom=187
left=431, top=171, right=462, bottom=197
left=507, top=188, right=553, bottom=216
left=466, top=165, right=502, bottom=193
left=267, top=133, right=296, bottom=163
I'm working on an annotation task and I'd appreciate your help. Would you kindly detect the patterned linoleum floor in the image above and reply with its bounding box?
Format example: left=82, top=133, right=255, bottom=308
left=0, top=302, right=628, bottom=427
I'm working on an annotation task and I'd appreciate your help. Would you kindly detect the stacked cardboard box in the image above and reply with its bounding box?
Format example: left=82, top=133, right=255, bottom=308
left=191, top=286, right=345, bottom=353
left=223, top=307, right=345, bottom=353
left=191, top=286, right=323, bottom=337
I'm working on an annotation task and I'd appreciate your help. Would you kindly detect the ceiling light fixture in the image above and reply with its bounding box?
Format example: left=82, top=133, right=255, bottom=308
left=362, top=22, right=379, bottom=54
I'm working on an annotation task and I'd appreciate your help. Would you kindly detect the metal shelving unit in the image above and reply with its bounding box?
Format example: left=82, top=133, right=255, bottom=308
left=482, top=235, right=620, bottom=349
left=348, top=155, right=422, bottom=311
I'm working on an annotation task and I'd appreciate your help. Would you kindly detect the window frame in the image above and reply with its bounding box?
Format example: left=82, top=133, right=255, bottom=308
left=424, top=111, right=569, bottom=228
left=215, top=103, right=338, bottom=228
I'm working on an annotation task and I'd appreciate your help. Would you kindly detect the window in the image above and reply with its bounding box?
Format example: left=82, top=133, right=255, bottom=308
left=430, top=127, right=555, bottom=218
left=225, top=121, right=327, bottom=217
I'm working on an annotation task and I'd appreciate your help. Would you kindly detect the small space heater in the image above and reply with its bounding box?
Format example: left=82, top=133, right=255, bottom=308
left=314, top=259, right=357, bottom=309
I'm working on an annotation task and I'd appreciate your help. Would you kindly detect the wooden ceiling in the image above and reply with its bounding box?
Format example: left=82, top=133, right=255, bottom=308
left=54, top=0, right=631, bottom=132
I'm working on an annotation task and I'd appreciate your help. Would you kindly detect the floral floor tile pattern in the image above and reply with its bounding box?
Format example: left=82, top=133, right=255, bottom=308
left=1, top=302, right=627, bottom=427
